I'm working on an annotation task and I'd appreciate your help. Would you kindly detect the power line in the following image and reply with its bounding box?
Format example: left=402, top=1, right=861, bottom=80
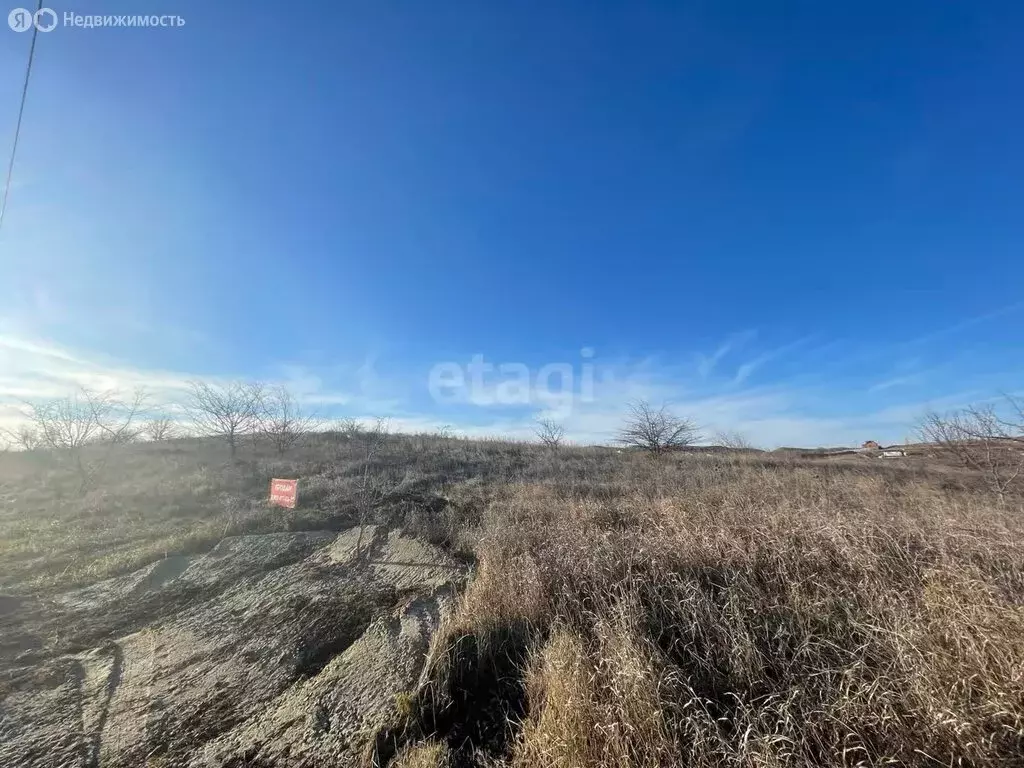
left=0, top=0, right=45, bottom=231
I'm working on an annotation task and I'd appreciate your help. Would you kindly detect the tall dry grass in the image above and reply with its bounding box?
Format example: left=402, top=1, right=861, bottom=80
left=5, top=435, right=1023, bottom=766
left=388, top=455, right=1024, bottom=767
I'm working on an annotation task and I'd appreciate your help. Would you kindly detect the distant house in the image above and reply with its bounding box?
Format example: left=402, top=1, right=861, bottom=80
left=862, top=440, right=881, bottom=450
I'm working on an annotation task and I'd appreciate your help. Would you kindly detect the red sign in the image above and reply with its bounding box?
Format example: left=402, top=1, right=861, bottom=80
left=269, top=478, right=298, bottom=509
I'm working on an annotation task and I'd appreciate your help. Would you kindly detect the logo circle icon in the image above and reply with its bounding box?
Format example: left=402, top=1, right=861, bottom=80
left=8, top=7, right=33, bottom=31
left=34, top=7, right=56, bottom=31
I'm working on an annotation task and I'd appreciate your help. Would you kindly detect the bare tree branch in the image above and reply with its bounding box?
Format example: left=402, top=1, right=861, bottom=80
left=17, top=387, right=148, bottom=492
left=336, top=417, right=362, bottom=440
left=355, top=417, right=392, bottom=557
left=1, top=424, right=42, bottom=451
left=617, top=400, right=701, bottom=454
left=919, top=397, right=1024, bottom=503
left=259, top=385, right=322, bottom=454
left=95, top=388, right=148, bottom=445
left=144, top=417, right=178, bottom=441
left=535, top=418, right=566, bottom=450
left=713, top=429, right=755, bottom=451
left=184, top=380, right=264, bottom=458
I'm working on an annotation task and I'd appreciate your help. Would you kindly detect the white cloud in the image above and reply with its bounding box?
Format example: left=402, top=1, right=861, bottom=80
left=0, top=333, right=366, bottom=436
left=731, top=335, right=816, bottom=385
left=696, top=331, right=755, bottom=378
left=867, top=375, right=917, bottom=393
left=0, top=334, right=195, bottom=403
left=903, top=301, right=1024, bottom=348
left=0, top=330, right=1007, bottom=452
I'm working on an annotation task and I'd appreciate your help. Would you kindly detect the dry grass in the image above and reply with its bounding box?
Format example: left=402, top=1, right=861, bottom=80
left=392, top=741, right=451, bottom=768
left=0, top=432, right=531, bottom=593
left=3, top=436, right=1023, bottom=766
left=388, top=455, right=1024, bottom=767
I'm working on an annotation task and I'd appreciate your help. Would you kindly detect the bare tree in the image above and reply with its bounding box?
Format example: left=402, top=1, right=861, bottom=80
left=144, top=417, right=178, bottom=441
left=29, top=388, right=146, bottom=448
left=355, top=417, right=392, bottom=557
left=357, top=417, right=390, bottom=461
left=2, top=423, right=42, bottom=451
left=259, top=385, right=322, bottom=453
left=919, top=396, right=1024, bottom=503
left=535, top=418, right=565, bottom=450
left=336, top=417, right=363, bottom=440
left=20, top=388, right=147, bottom=491
left=184, top=380, right=264, bottom=458
left=617, top=400, right=701, bottom=455
left=714, top=429, right=755, bottom=451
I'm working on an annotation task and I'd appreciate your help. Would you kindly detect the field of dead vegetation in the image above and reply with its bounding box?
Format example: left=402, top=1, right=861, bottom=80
left=1, top=434, right=1023, bottom=767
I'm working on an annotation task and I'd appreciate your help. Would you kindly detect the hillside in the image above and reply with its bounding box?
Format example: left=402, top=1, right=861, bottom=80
left=1, top=434, right=1023, bottom=767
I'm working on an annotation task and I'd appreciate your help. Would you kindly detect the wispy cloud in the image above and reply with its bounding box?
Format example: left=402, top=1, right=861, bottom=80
left=2, top=326, right=1017, bottom=452
left=0, top=332, right=376, bottom=434
left=732, top=335, right=816, bottom=385
left=903, top=301, right=1024, bottom=348
left=865, top=392, right=982, bottom=426
left=0, top=334, right=195, bottom=402
left=732, top=359, right=763, bottom=386
left=868, top=375, right=920, bottom=393
left=696, top=330, right=755, bottom=378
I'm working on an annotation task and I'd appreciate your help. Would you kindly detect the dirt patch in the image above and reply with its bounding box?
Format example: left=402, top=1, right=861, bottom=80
left=0, top=593, right=24, bottom=616
left=0, top=526, right=469, bottom=768
left=367, top=529, right=468, bottom=591
left=198, top=584, right=461, bottom=767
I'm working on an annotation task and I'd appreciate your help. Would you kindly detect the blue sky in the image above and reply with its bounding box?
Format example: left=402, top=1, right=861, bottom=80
left=1, top=0, right=1022, bottom=447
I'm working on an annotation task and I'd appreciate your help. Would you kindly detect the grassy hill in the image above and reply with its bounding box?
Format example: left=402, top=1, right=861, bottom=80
left=1, top=434, right=1022, bottom=767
